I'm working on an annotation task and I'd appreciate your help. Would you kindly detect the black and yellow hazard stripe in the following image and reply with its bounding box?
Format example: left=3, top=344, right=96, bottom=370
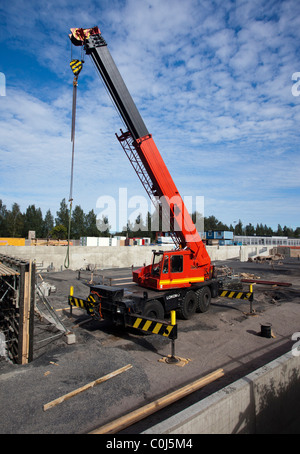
left=218, top=289, right=253, bottom=301
left=69, top=295, right=87, bottom=309
left=68, top=295, right=95, bottom=310
left=70, top=59, right=83, bottom=76
left=127, top=315, right=177, bottom=340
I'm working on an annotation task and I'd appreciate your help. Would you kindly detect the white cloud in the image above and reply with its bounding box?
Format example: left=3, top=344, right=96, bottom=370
left=0, top=0, right=300, bottom=229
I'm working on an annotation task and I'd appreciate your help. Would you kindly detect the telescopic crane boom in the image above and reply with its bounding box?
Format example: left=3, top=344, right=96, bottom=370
left=69, top=26, right=213, bottom=290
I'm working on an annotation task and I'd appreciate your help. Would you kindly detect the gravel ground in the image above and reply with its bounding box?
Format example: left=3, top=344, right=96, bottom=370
left=0, top=257, right=299, bottom=434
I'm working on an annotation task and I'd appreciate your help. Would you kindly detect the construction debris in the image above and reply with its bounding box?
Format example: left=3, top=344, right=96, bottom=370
left=248, top=253, right=284, bottom=263
left=38, top=281, right=56, bottom=297
left=215, top=265, right=235, bottom=276
left=240, top=272, right=260, bottom=279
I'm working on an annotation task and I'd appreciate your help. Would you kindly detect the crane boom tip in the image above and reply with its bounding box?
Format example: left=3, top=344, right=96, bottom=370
left=69, top=26, right=101, bottom=46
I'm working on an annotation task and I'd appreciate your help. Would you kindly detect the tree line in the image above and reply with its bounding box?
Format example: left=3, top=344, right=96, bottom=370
left=0, top=199, right=299, bottom=240
left=0, top=199, right=100, bottom=240
left=202, top=215, right=300, bottom=238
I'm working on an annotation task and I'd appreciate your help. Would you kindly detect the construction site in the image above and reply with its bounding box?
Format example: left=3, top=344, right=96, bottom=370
left=0, top=243, right=300, bottom=436
left=1, top=23, right=300, bottom=438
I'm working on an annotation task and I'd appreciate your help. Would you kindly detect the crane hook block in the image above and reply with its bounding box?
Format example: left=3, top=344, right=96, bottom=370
left=69, top=27, right=101, bottom=46
left=70, top=59, right=83, bottom=77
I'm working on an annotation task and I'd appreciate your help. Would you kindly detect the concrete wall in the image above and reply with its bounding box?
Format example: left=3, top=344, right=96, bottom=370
left=276, top=246, right=300, bottom=259
left=143, top=352, right=300, bottom=434
left=0, top=245, right=169, bottom=271
left=0, top=244, right=274, bottom=271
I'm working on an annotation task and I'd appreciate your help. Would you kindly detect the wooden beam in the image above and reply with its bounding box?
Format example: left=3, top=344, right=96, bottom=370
left=21, top=269, right=30, bottom=364
left=89, top=368, right=224, bottom=434
left=43, top=364, right=132, bottom=411
left=20, top=262, right=32, bottom=364
left=241, top=278, right=292, bottom=287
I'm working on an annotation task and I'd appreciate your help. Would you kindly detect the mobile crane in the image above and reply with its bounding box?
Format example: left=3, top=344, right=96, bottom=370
left=69, top=26, right=221, bottom=322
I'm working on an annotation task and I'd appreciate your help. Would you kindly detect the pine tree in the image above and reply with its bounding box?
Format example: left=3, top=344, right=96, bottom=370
left=283, top=225, right=294, bottom=237
left=6, top=203, right=24, bottom=237
left=85, top=209, right=99, bottom=237
left=277, top=224, right=283, bottom=236
left=294, top=227, right=300, bottom=238
left=234, top=219, right=243, bottom=235
left=132, top=213, right=147, bottom=233
left=55, top=199, right=69, bottom=231
left=43, top=210, right=54, bottom=238
left=96, top=215, right=111, bottom=236
left=71, top=205, right=85, bottom=239
left=245, top=223, right=255, bottom=236
left=23, top=204, right=44, bottom=237
left=204, top=215, right=219, bottom=231
left=0, top=200, right=8, bottom=236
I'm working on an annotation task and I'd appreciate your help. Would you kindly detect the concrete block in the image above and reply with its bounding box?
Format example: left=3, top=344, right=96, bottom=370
left=64, top=332, right=76, bottom=345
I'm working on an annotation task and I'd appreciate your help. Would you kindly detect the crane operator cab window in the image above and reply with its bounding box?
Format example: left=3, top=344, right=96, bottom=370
left=151, top=251, right=163, bottom=276
left=171, top=255, right=183, bottom=273
left=162, top=255, right=169, bottom=274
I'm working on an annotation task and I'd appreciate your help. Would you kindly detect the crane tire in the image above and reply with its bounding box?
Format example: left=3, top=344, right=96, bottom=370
left=196, top=286, right=211, bottom=313
left=143, top=300, right=164, bottom=320
left=178, top=290, right=197, bottom=320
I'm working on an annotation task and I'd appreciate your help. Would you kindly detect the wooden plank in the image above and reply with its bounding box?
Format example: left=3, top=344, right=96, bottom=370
left=21, top=263, right=32, bottom=364
left=241, top=278, right=292, bottom=287
left=28, top=261, right=36, bottom=363
left=72, top=318, right=94, bottom=328
left=43, top=364, right=132, bottom=411
left=17, top=263, right=25, bottom=364
left=21, top=270, right=30, bottom=364
left=89, top=368, right=224, bottom=434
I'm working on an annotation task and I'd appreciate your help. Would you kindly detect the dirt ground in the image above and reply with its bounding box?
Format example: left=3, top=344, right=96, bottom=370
left=0, top=257, right=299, bottom=434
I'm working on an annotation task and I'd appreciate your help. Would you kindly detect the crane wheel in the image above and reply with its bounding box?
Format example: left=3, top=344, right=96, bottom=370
left=195, top=286, right=211, bottom=313
left=178, top=290, right=197, bottom=320
left=142, top=300, right=164, bottom=320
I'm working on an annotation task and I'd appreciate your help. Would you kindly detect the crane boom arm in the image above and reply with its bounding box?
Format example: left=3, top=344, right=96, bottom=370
left=69, top=27, right=210, bottom=268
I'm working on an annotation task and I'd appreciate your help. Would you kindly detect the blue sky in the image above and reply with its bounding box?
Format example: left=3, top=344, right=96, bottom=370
left=0, top=0, right=299, bottom=231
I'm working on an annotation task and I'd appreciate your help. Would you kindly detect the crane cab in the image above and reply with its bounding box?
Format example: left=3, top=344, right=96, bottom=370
left=133, top=250, right=212, bottom=290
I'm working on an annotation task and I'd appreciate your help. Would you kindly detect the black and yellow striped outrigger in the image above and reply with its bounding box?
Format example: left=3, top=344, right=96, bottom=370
left=68, top=295, right=96, bottom=315
left=68, top=293, right=177, bottom=340
left=125, top=314, right=177, bottom=340
left=218, top=289, right=254, bottom=301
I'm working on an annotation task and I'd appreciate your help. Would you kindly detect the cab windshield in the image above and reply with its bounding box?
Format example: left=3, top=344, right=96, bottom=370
left=151, top=252, right=163, bottom=276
